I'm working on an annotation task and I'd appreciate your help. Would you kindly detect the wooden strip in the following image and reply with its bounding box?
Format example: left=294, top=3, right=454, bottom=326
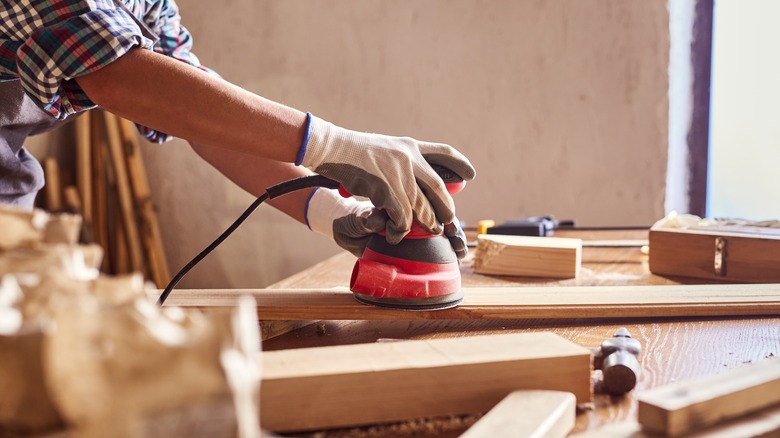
left=460, top=390, right=575, bottom=438
left=574, top=404, right=780, bottom=437
left=104, top=112, right=144, bottom=272
left=43, top=158, right=62, bottom=212
left=638, top=358, right=780, bottom=437
left=118, top=118, right=170, bottom=287
left=90, top=111, right=109, bottom=271
left=259, top=332, right=591, bottom=432
left=158, top=283, right=780, bottom=320
left=474, top=235, right=582, bottom=278
left=75, top=113, right=92, bottom=224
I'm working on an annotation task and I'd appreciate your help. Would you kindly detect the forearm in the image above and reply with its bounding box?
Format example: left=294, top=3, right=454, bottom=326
left=75, top=48, right=306, bottom=163
left=189, top=142, right=314, bottom=224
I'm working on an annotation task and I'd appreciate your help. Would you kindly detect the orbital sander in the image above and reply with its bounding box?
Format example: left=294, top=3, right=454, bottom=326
left=341, top=165, right=467, bottom=310
left=158, top=166, right=467, bottom=311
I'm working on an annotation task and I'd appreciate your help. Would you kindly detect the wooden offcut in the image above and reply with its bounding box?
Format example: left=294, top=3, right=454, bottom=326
left=637, top=358, right=780, bottom=437
left=460, top=390, right=576, bottom=438
left=473, top=234, right=582, bottom=278
left=259, top=332, right=591, bottom=432
left=649, top=227, right=780, bottom=283
left=159, top=283, right=780, bottom=321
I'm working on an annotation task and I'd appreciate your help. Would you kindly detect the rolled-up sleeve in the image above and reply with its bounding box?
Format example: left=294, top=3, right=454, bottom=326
left=10, top=0, right=156, bottom=119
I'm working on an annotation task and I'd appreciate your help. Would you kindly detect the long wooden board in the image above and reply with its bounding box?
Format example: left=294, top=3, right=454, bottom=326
left=158, top=283, right=780, bottom=320
left=260, top=332, right=591, bottom=432
left=574, top=404, right=780, bottom=437
left=460, top=390, right=575, bottom=438
left=638, top=358, right=780, bottom=437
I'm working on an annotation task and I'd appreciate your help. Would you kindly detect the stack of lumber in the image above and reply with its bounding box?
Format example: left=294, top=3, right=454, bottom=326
left=41, top=111, right=170, bottom=287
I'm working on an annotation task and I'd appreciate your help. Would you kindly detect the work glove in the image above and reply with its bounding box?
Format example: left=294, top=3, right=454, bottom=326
left=306, top=187, right=469, bottom=260
left=297, top=114, right=476, bottom=245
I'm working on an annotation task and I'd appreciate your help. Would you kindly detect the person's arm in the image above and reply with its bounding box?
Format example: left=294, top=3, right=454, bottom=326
left=188, top=142, right=313, bottom=223
left=75, top=48, right=305, bottom=163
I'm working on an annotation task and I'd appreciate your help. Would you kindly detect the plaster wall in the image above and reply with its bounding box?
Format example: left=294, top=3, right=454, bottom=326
left=137, top=0, right=670, bottom=288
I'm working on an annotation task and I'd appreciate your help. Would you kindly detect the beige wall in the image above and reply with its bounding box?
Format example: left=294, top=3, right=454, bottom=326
left=137, top=0, right=670, bottom=288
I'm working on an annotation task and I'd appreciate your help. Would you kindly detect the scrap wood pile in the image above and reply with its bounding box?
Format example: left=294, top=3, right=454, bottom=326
left=39, top=111, right=169, bottom=288
left=0, top=206, right=261, bottom=438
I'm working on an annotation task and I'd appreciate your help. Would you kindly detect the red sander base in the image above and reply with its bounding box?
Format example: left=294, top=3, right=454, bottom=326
left=349, top=231, right=463, bottom=310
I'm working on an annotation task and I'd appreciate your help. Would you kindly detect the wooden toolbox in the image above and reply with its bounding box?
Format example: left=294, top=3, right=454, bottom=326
left=649, top=223, right=780, bottom=282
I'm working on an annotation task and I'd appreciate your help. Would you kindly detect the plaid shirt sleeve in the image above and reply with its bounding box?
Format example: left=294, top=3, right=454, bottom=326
left=0, top=0, right=157, bottom=119
left=0, top=0, right=217, bottom=143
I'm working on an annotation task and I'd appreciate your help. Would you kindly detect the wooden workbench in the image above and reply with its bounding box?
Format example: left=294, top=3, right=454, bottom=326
left=262, top=229, right=780, bottom=436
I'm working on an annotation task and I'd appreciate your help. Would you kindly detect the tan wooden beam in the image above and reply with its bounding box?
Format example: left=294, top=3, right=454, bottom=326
left=260, top=332, right=591, bottom=432
left=637, top=358, right=780, bottom=437
left=158, top=283, right=780, bottom=320
left=460, top=390, right=575, bottom=438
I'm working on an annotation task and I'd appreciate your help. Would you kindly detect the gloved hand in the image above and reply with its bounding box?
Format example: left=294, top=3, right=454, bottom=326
left=297, top=114, right=476, bottom=244
left=306, top=187, right=470, bottom=260
left=306, top=187, right=388, bottom=258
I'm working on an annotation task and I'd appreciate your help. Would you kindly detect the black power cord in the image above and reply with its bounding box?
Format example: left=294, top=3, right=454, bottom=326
left=157, top=174, right=339, bottom=306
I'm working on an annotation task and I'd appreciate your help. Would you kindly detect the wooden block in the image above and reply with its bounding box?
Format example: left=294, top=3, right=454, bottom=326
left=474, top=234, right=582, bottom=278
left=638, top=358, right=780, bottom=437
left=260, top=332, right=592, bottom=432
left=159, top=283, right=780, bottom=321
left=460, top=390, right=575, bottom=438
left=649, top=227, right=780, bottom=283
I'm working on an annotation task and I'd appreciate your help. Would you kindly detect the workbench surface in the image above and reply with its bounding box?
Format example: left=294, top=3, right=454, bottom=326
left=262, top=229, right=780, bottom=436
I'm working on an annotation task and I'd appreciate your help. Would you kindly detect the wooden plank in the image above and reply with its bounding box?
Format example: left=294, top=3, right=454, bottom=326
left=158, top=283, right=780, bottom=320
left=649, top=228, right=780, bottom=283
left=259, top=332, right=592, bottom=432
left=474, top=234, right=581, bottom=278
left=637, top=358, right=780, bottom=437
left=574, top=404, right=780, bottom=437
left=118, top=117, right=170, bottom=287
left=460, top=390, right=575, bottom=438
left=43, top=158, right=62, bottom=212
left=103, top=112, right=144, bottom=272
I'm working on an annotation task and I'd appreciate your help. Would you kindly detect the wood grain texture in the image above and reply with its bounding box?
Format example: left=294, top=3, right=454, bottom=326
left=649, top=228, right=780, bottom=283
left=474, top=235, right=582, bottom=278
left=460, top=390, right=575, bottom=438
left=260, top=332, right=591, bottom=432
left=638, top=358, right=780, bottom=437
left=161, top=283, right=780, bottom=321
